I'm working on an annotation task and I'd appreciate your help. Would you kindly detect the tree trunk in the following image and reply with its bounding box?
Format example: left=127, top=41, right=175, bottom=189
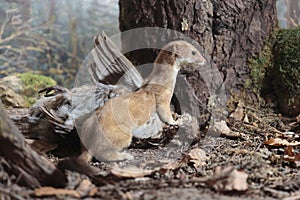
left=119, top=0, right=278, bottom=124
left=0, top=102, right=66, bottom=188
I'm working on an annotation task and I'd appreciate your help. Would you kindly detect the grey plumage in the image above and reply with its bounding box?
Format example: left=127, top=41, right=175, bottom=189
left=30, top=33, right=163, bottom=138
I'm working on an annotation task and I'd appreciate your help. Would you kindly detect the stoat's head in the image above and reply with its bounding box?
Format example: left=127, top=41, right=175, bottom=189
left=155, top=40, right=206, bottom=71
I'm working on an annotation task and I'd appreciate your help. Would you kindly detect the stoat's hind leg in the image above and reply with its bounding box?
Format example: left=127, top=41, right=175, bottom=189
left=78, top=147, right=93, bottom=163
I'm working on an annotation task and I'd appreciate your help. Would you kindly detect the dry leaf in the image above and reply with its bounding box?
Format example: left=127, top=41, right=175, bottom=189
left=264, top=138, right=300, bottom=146
left=212, top=166, right=248, bottom=192
left=77, top=179, right=92, bottom=190
left=111, top=165, right=153, bottom=178
left=88, top=188, right=99, bottom=197
left=76, top=179, right=94, bottom=196
left=214, top=121, right=231, bottom=134
left=188, top=148, right=207, bottom=167
left=229, top=103, right=244, bottom=121
left=253, top=122, right=258, bottom=127
left=162, top=160, right=183, bottom=171
left=34, top=187, right=80, bottom=198
left=285, top=152, right=300, bottom=162
left=289, top=158, right=300, bottom=167
left=283, top=146, right=300, bottom=166
left=284, top=146, right=295, bottom=157
left=225, top=169, right=248, bottom=191
left=26, top=139, right=58, bottom=153
left=161, top=149, right=207, bottom=171
left=243, top=114, right=249, bottom=123
left=210, top=120, right=241, bottom=138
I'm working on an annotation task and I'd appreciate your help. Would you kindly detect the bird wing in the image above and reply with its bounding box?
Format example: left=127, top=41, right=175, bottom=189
left=88, top=33, right=165, bottom=138
left=29, top=33, right=165, bottom=140
left=88, top=32, right=143, bottom=91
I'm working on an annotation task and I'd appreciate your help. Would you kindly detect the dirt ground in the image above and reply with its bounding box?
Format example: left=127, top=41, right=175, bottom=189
left=1, top=106, right=300, bottom=200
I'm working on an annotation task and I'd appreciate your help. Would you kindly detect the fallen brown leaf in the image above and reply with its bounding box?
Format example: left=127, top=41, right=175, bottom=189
left=243, top=114, right=249, bottom=123
left=264, top=138, right=300, bottom=146
left=229, top=102, right=244, bottom=121
left=188, top=148, right=207, bottom=168
left=283, top=146, right=300, bottom=166
left=25, top=139, right=58, bottom=153
left=88, top=188, right=99, bottom=197
left=284, top=146, right=295, bottom=157
left=34, top=187, right=80, bottom=198
left=212, top=166, right=248, bottom=192
left=162, top=160, right=183, bottom=171
left=76, top=179, right=94, bottom=196
left=286, top=152, right=300, bottom=162
left=210, top=120, right=241, bottom=138
left=214, top=121, right=231, bottom=134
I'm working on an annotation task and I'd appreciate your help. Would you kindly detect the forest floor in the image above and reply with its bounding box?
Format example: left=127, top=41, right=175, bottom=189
left=1, top=106, right=300, bottom=200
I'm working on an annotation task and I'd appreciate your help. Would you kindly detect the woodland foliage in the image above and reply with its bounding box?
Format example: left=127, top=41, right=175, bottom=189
left=0, top=0, right=118, bottom=87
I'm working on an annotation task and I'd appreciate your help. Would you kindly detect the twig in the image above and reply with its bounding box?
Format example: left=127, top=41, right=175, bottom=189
left=0, top=21, right=7, bottom=40
left=0, top=187, right=26, bottom=200
left=249, top=113, right=283, bottom=135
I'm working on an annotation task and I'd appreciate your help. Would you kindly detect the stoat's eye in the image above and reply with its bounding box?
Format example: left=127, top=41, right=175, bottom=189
left=191, top=51, right=196, bottom=55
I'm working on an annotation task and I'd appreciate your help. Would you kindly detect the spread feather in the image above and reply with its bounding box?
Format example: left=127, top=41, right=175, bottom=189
left=30, top=33, right=163, bottom=138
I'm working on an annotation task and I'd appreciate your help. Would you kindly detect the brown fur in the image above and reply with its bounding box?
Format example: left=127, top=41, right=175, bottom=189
left=80, top=40, right=206, bottom=162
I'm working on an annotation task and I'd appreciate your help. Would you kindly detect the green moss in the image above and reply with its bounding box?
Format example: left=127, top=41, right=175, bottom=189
left=247, top=45, right=273, bottom=95
left=272, top=27, right=300, bottom=96
left=17, top=73, right=56, bottom=106
left=272, top=26, right=300, bottom=116
left=246, top=26, right=300, bottom=116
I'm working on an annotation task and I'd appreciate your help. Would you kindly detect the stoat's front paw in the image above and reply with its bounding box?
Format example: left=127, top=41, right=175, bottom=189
left=118, top=152, right=134, bottom=161
left=167, top=119, right=178, bottom=126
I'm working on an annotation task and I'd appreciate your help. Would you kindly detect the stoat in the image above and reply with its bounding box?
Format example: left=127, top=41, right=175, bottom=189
left=79, top=40, right=206, bottom=162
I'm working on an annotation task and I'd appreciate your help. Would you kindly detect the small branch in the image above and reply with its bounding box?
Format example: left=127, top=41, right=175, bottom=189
left=0, top=187, right=25, bottom=200
left=0, top=21, right=7, bottom=40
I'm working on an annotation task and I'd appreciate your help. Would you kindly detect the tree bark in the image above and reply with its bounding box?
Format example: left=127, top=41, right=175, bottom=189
left=0, top=102, right=66, bottom=188
left=119, top=0, right=278, bottom=124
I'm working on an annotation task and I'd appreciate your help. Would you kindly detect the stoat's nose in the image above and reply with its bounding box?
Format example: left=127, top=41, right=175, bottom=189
left=200, top=59, right=206, bottom=65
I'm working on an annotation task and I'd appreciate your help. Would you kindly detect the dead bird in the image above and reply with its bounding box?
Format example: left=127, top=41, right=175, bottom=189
left=29, top=33, right=144, bottom=139
left=79, top=40, right=206, bottom=162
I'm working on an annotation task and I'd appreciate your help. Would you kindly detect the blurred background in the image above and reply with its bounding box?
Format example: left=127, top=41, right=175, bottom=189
left=0, top=0, right=298, bottom=87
